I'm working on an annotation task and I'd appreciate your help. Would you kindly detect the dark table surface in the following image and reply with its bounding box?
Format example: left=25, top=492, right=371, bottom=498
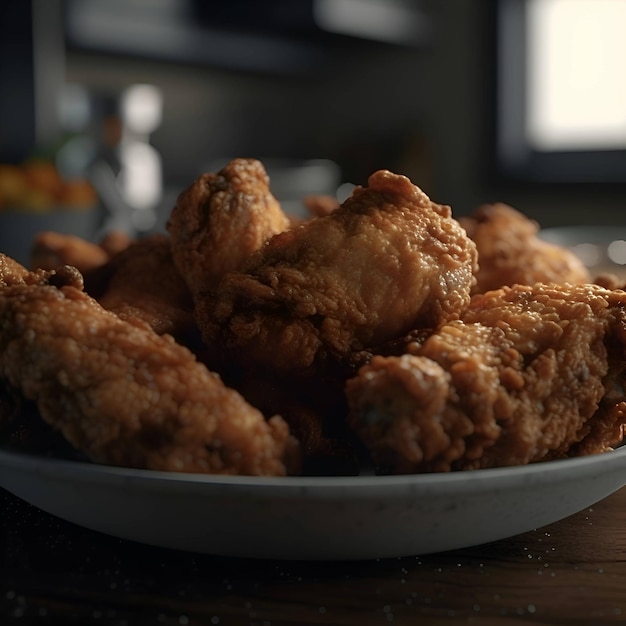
left=2, top=482, right=626, bottom=625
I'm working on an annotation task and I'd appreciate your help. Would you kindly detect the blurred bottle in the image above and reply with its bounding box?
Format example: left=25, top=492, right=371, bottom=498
left=117, top=83, right=163, bottom=233
left=56, top=83, right=164, bottom=237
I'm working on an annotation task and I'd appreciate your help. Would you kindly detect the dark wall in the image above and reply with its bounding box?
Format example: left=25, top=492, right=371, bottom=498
left=27, top=0, right=626, bottom=226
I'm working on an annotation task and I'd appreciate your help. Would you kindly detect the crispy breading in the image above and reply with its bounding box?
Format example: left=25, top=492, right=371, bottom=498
left=85, top=234, right=199, bottom=346
left=0, top=269, right=299, bottom=476
left=346, top=283, right=626, bottom=473
left=198, top=170, right=478, bottom=379
left=460, top=203, right=590, bottom=293
left=0, top=253, right=30, bottom=286
left=167, top=158, right=290, bottom=294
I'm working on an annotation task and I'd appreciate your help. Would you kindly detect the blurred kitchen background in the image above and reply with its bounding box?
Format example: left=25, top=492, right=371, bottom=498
left=1, top=0, right=625, bottom=261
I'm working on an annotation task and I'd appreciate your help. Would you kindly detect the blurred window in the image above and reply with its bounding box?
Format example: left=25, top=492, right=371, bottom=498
left=527, top=0, right=626, bottom=151
left=493, top=0, right=626, bottom=184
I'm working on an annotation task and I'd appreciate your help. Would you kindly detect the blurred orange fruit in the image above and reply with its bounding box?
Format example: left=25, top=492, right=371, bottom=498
left=57, top=179, right=97, bottom=208
left=0, top=160, right=96, bottom=212
left=23, top=159, right=64, bottom=196
left=0, top=164, right=28, bottom=209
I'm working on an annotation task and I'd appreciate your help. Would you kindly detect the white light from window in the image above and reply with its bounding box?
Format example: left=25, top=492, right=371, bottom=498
left=526, top=0, right=626, bottom=151
left=608, top=240, right=626, bottom=265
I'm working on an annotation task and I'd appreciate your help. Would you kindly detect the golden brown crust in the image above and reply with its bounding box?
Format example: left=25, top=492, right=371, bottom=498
left=86, top=234, right=199, bottom=346
left=167, top=158, right=290, bottom=294
left=460, top=203, right=591, bottom=293
left=347, top=283, right=626, bottom=473
left=0, top=277, right=299, bottom=476
left=198, top=170, right=478, bottom=379
left=3, top=161, right=625, bottom=478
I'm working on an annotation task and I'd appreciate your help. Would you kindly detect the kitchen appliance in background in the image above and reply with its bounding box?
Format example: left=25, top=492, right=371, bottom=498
left=117, top=84, right=163, bottom=234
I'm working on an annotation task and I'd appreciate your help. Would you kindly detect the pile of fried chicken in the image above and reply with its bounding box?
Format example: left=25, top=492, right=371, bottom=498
left=1, top=158, right=625, bottom=477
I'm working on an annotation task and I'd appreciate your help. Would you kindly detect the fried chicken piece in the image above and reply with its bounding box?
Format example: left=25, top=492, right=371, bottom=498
left=0, top=378, right=86, bottom=461
left=0, top=257, right=89, bottom=454
left=195, top=170, right=476, bottom=469
left=199, top=169, right=478, bottom=379
left=460, top=203, right=590, bottom=294
left=0, top=253, right=30, bottom=286
left=84, top=234, right=199, bottom=347
left=0, top=266, right=299, bottom=476
left=302, top=194, right=340, bottom=218
left=595, top=274, right=625, bottom=290
left=1, top=252, right=84, bottom=290
left=99, top=230, right=133, bottom=256
left=31, top=231, right=108, bottom=273
left=167, top=158, right=291, bottom=294
left=30, top=229, right=132, bottom=275
left=346, top=283, right=626, bottom=473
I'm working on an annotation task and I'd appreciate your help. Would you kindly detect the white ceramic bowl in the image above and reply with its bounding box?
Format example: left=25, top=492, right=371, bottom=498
left=1, top=446, right=625, bottom=560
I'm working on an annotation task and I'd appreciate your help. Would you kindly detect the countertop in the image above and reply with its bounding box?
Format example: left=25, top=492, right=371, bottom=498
left=2, top=485, right=626, bottom=624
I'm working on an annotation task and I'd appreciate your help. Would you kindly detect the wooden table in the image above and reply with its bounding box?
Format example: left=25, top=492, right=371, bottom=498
left=2, top=485, right=626, bottom=625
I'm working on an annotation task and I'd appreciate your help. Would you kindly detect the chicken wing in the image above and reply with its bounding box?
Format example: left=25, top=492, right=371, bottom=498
left=198, top=169, right=478, bottom=379
left=31, top=230, right=132, bottom=274
left=0, top=258, right=299, bottom=476
left=167, top=158, right=291, bottom=294
left=346, top=283, right=626, bottom=473
left=84, top=234, right=199, bottom=347
left=460, top=203, right=590, bottom=294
